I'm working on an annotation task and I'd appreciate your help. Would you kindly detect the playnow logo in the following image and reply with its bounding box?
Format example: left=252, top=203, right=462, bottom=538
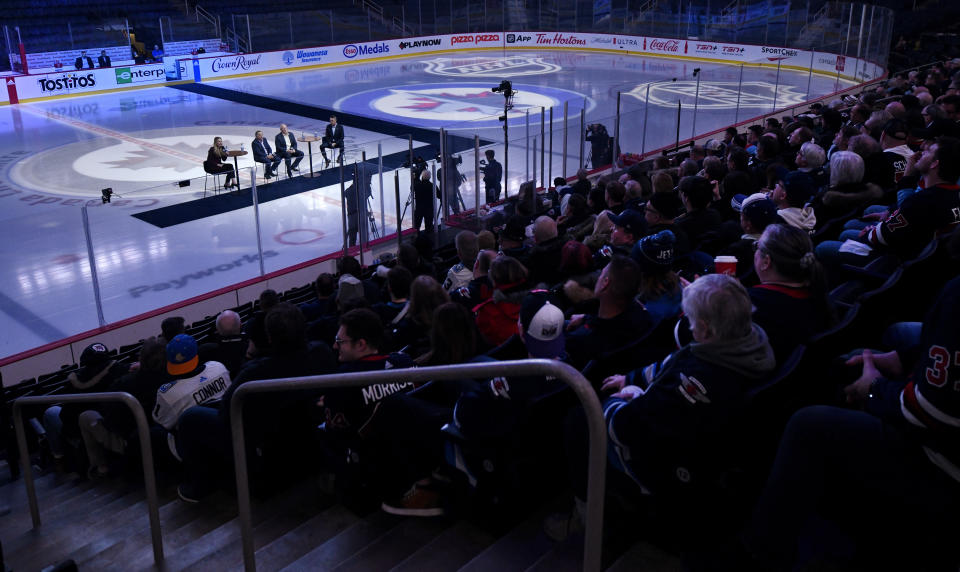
left=399, top=38, right=441, bottom=49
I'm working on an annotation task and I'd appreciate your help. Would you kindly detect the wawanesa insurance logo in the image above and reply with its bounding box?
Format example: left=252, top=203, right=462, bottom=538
left=286, top=49, right=327, bottom=64
left=343, top=43, right=390, bottom=58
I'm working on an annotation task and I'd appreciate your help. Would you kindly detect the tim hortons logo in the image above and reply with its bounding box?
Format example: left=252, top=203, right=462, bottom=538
left=534, top=33, right=586, bottom=46
left=648, top=39, right=681, bottom=52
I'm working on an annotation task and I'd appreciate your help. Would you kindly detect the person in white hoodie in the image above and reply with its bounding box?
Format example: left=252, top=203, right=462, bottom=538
left=771, top=171, right=817, bottom=233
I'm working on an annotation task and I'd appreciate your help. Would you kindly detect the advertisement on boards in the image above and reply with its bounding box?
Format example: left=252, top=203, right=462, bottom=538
left=14, top=64, right=166, bottom=101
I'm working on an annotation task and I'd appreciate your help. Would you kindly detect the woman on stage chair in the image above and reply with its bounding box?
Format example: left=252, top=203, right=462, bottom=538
left=204, top=137, right=237, bottom=189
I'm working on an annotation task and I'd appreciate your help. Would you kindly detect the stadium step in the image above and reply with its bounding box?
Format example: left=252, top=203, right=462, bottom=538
left=0, top=468, right=607, bottom=571
left=253, top=504, right=360, bottom=571
left=3, top=485, right=145, bottom=569
left=604, top=540, right=682, bottom=571
left=389, top=520, right=497, bottom=572
left=163, top=480, right=335, bottom=571
left=458, top=508, right=557, bottom=571
left=278, top=510, right=403, bottom=570
left=329, top=516, right=452, bottom=571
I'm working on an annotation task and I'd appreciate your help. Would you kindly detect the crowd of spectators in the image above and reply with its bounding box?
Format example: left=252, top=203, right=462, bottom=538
left=23, top=58, right=960, bottom=570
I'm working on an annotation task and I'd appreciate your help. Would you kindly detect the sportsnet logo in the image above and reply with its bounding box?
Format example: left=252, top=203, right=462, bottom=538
left=399, top=38, right=441, bottom=50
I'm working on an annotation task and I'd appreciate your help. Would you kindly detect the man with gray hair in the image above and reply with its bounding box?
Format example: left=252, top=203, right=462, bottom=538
left=526, top=215, right=565, bottom=285
left=199, top=310, right=246, bottom=377
left=549, top=273, right=775, bottom=540
left=795, top=141, right=826, bottom=185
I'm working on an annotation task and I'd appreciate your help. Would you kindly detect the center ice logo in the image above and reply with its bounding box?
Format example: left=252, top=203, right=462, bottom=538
left=334, top=83, right=591, bottom=127
left=422, top=56, right=561, bottom=78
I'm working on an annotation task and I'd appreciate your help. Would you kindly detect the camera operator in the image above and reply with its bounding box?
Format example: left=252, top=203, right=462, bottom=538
left=437, top=154, right=465, bottom=215
left=480, top=149, right=503, bottom=204
left=345, top=166, right=373, bottom=247
left=586, top=123, right=612, bottom=169
left=413, top=169, right=435, bottom=235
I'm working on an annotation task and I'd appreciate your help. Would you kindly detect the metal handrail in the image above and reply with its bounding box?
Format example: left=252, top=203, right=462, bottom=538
left=12, top=392, right=164, bottom=566
left=229, top=359, right=606, bottom=572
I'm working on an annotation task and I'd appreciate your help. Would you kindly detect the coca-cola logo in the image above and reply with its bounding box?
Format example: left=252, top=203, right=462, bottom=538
left=649, top=39, right=680, bottom=52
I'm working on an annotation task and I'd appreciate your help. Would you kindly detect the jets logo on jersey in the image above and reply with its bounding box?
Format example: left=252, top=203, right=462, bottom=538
left=678, top=373, right=710, bottom=404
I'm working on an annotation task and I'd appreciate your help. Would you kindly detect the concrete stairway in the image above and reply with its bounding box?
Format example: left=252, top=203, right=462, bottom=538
left=0, top=464, right=683, bottom=571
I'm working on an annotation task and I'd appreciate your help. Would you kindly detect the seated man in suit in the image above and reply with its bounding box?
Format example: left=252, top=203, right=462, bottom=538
left=252, top=130, right=283, bottom=179
left=97, top=50, right=112, bottom=68
left=275, top=124, right=304, bottom=176
left=75, top=51, right=94, bottom=70
left=320, top=115, right=345, bottom=167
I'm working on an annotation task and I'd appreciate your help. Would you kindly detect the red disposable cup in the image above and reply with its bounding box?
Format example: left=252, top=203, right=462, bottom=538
left=714, top=255, right=737, bottom=275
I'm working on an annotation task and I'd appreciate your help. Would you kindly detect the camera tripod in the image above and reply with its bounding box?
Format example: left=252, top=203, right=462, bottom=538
left=365, top=195, right=380, bottom=240
left=435, top=183, right=467, bottom=223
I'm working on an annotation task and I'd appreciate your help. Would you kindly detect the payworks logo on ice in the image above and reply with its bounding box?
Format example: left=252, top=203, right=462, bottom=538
left=343, top=43, right=390, bottom=58
left=115, top=67, right=164, bottom=84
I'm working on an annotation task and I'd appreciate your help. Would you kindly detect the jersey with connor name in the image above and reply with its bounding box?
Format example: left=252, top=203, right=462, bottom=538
left=152, top=361, right=232, bottom=430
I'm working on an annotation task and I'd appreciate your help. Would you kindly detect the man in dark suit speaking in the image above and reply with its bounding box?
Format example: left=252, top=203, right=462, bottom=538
left=75, top=51, right=94, bottom=70
left=275, top=124, right=304, bottom=177
left=252, top=130, right=283, bottom=179
left=320, top=115, right=345, bottom=168
left=97, top=50, right=112, bottom=68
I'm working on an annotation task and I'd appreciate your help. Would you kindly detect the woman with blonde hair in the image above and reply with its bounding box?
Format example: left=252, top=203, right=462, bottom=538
left=203, top=136, right=237, bottom=189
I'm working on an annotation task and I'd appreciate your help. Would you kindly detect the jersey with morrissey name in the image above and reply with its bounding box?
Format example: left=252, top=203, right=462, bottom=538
left=153, top=361, right=232, bottom=429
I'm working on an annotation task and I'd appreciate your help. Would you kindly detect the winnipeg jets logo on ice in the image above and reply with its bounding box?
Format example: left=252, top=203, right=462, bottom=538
left=335, top=83, right=590, bottom=127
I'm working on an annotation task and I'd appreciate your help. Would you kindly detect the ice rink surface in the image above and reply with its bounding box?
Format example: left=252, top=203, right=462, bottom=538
left=0, top=49, right=854, bottom=359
